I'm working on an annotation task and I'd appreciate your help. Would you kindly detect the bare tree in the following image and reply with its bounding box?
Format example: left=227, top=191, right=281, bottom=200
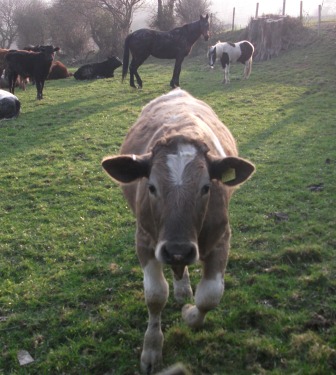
left=0, top=0, right=21, bottom=48
left=150, top=0, right=176, bottom=30
left=95, top=0, right=148, bottom=41
left=47, top=0, right=92, bottom=59
left=89, top=9, right=123, bottom=55
left=175, top=0, right=211, bottom=24
left=0, top=0, right=149, bottom=58
left=47, top=0, right=148, bottom=58
left=15, top=0, right=49, bottom=48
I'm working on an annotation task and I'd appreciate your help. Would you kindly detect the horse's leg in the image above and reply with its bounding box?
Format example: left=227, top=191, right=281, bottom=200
left=137, top=230, right=169, bottom=374
left=170, top=56, right=184, bottom=88
left=182, top=232, right=229, bottom=328
left=224, top=64, right=230, bottom=84
left=244, top=58, right=252, bottom=79
left=130, top=55, right=149, bottom=89
left=129, top=58, right=138, bottom=88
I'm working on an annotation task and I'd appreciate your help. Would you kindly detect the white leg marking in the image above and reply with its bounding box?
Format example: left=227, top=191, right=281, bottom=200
left=244, top=61, right=249, bottom=79
left=141, top=259, right=169, bottom=374
left=143, top=259, right=169, bottom=306
left=195, top=272, right=224, bottom=309
left=226, top=65, right=230, bottom=83
left=182, top=272, right=224, bottom=328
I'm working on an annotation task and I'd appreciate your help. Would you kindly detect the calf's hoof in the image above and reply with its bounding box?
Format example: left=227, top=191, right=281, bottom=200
left=141, top=350, right=162, bottom=374
left=182, top=304, right=206, bottom=329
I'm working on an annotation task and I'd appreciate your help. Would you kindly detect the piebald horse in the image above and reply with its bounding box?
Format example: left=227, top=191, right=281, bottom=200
left=208, top=40, right=254, bottom=84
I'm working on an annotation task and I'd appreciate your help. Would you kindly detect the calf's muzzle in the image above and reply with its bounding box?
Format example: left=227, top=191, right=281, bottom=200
left=159, top=241, right=198, bottom=265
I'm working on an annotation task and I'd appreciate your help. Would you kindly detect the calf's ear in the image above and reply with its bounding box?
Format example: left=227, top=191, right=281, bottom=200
left=102, top=153, right=151, bottom=183
left=209, top=155, right=255, bottom=186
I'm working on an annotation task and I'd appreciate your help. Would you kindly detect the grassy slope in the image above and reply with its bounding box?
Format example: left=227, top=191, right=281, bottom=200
left=0, top=32, right=335, bottom=374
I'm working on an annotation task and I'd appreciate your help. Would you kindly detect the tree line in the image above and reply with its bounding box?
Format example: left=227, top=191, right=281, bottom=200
left=0, top=0, right=222, bottom=61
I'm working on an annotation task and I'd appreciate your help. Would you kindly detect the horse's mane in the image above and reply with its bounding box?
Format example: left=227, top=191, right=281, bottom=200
left=170, top=18, right=200, bottom=33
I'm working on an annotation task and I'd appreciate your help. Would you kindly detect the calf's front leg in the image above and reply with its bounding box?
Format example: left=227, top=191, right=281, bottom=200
left=173, top=266, right=193, bottom=304
left=141, top=257, right=169, bottom=374
left=182, top=236, right=229, bottom=328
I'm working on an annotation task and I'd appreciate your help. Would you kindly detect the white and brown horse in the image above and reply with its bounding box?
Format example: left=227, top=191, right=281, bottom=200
left=102, top=89, right=255, bottom=373
left=208, top=40, right=254, bottom=84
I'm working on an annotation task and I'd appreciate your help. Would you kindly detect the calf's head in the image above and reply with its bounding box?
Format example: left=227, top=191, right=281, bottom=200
left=102, top=137, right=254, bottom=268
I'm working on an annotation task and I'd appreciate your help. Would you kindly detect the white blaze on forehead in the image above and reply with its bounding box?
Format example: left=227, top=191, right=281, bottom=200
left=167, top=144, right=197, bottom=185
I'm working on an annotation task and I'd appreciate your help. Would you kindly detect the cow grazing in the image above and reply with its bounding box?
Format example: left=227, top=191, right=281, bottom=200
left=5, top=45, right=60, bottom=100
left=47, top=61, right=71, bottom=80
left=102, top=89, right=255, bottom=373
left=0, top=89, right=20, bottom=119
left=73, top=56, right=122, bottom=80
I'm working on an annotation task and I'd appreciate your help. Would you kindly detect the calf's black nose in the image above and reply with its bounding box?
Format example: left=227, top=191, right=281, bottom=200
left=161, top=241, right=197, bottom=265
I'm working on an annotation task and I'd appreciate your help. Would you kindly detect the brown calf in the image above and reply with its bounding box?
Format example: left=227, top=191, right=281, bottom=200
left=102, top=89, right=255, bottom=373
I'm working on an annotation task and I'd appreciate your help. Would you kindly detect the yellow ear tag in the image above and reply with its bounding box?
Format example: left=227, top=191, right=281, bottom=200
left=222, top=168, right=236, bottom=183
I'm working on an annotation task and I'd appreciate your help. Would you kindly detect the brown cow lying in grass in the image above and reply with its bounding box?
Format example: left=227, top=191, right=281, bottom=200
left=47, top=61, right=72, bottom=79
left=102, top=89, right=255, bottom=373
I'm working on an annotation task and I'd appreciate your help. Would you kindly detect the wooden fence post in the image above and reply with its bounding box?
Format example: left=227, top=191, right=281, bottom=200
left=318, top=4, right=322, bottom=35
left=300, top=1, right=303, bottom=22
left=232, top=7, right=235, bottom=31
left=255, top=2, right=259, bottom=18
left=210, top=13, right=213, bottom=35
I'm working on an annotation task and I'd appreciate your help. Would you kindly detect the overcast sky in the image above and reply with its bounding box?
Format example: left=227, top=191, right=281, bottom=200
left=211, top=0, right=327, bottom=26
left=135, top=0, right=332, bottom=29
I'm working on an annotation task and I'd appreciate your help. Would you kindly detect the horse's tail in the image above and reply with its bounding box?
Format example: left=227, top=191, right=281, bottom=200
left=122, top=34, right=131, bottom=82
left=244, top=42, right=254, bottom=79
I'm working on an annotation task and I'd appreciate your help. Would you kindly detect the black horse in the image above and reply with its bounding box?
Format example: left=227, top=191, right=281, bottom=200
left=122, top=15, right=210, bottom=89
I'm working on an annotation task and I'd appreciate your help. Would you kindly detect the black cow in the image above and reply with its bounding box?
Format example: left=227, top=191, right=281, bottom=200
left=74, top=56, right=122, bottom=80
left=5, top=45, right=60, bottom=100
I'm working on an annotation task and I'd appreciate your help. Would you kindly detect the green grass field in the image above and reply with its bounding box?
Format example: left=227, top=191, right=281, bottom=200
left=0, top=30, right=335, bottom=374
